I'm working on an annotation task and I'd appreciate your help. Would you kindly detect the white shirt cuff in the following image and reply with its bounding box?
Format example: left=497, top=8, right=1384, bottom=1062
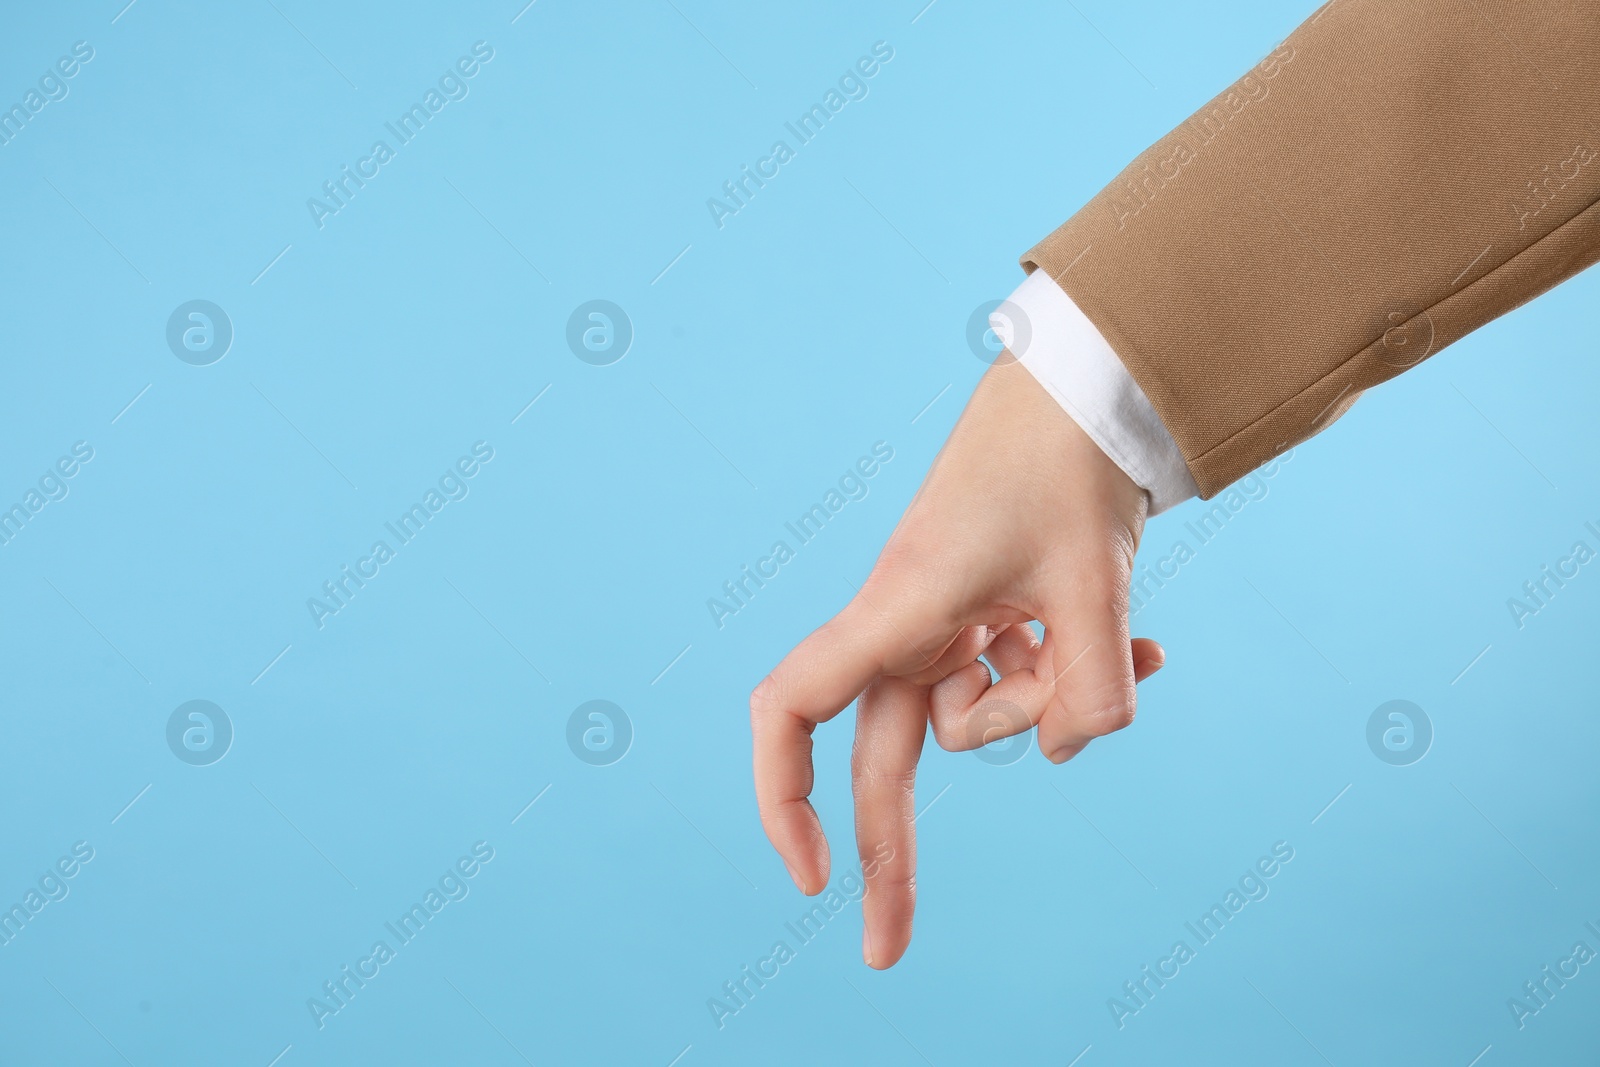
left=990, top=270, right=1199, bottom=515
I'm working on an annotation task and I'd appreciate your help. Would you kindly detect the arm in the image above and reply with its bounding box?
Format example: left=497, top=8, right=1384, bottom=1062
left=1028, top=0, right=1600, bottom=494
left=752, top=0, right=1600, bottom=970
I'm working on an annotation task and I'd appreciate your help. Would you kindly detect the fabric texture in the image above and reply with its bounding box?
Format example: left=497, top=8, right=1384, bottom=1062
left=1021, top=0, right=1600, bottom=498
left=993, top=271, right=1199, bottom=513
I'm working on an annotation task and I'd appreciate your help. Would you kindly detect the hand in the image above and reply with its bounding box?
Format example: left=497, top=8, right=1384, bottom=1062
left=750, top=359, right=1167, bottom=969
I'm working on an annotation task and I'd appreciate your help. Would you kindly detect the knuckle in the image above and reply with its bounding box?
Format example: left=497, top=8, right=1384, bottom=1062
left=749, top=676, right=782, bottom=722
left=866, top=871, right=917, bottom=898
left=1083, top=687, right=1137, bottom=736
left=1045, top=680, right=1136, bottom=740
left=850, top=743, right=918, bottom=792
left=849, top=755, right=918, bottom=792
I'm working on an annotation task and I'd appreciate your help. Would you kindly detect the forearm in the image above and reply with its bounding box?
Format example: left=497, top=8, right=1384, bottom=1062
left=1020, top=0, right=1600, bottom=496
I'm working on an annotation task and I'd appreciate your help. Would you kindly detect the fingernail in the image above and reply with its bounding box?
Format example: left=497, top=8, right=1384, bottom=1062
left=783, top=861, right=805, bottom=893
left=1044, top=746, right=1071, bottom=765
left=862, top=926, right=875, bottom=967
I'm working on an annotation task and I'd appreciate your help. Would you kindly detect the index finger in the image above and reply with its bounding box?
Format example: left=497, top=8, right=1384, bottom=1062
left=752, top=599, right=890, bottom=895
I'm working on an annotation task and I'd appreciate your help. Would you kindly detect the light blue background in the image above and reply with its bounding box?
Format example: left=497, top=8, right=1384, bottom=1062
left=1, top=1, right=1596, bottom=1064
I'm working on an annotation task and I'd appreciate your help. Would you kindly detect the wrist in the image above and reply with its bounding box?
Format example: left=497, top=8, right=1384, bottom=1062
left=993, top=269, right=1198, bottom=515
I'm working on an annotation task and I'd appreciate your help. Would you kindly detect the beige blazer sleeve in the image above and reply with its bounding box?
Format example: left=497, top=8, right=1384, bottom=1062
left=1022, top=0, right=1600, bottom=497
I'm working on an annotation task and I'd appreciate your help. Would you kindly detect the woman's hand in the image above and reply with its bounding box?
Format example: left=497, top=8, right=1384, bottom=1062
left=750, top=359, right=1166, bottom=969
